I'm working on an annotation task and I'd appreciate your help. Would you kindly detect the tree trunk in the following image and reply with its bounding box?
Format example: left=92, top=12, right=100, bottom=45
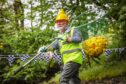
left=13, top=0, right=24, bottom=30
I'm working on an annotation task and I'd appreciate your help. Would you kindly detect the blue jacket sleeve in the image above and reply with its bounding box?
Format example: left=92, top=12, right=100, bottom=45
left=71, top=29, right=82, bottom=43
left=50, top=40, right=60, bottom=50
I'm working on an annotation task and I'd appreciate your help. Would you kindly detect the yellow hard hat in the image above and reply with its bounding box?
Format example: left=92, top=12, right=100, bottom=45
left=56, top=9, right=69, bottom=21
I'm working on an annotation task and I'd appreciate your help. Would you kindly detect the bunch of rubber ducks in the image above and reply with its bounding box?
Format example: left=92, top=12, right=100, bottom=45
left=82, top=36, right=108, bottom=58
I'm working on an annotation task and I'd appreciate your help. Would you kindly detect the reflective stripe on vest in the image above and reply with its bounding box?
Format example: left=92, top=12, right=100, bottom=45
left=62, top=48, right=81, bottom=55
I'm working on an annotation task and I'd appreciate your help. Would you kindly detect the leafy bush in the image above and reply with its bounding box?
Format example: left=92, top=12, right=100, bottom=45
left=0, top=27, right=60, bottom=83
left=3, top=27, right=56, bottom=54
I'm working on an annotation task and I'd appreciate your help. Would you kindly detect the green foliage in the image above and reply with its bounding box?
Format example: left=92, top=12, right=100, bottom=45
left=2, top=27, right=55, bottom=54
left=1, top=57, right=60, bottom=83
left=0, top=26, right=58, bottom=83
left=1, top=61, right=46, bottom=83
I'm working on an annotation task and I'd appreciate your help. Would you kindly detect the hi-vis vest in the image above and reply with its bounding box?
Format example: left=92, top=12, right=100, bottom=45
left=58, top=29, right=83, bottom=65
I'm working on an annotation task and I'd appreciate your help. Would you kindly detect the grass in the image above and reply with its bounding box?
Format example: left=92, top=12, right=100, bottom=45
left=80, top=60, right=126, bottom=81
